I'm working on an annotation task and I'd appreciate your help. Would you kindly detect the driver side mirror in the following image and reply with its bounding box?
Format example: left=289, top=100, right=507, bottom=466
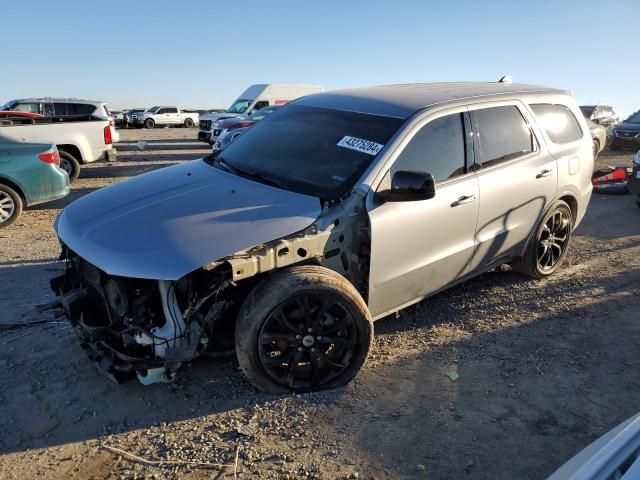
left=376, top=170, right=436, bottom=202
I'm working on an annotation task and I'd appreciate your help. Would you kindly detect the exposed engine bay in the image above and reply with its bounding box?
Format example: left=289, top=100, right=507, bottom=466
left=49, top=192, right=371, bottom=385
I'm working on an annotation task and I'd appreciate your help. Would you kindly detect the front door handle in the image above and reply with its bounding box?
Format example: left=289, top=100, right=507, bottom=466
left=451, top=194, right=476, bottom=207
left=537, top=168, right=554, bottom=178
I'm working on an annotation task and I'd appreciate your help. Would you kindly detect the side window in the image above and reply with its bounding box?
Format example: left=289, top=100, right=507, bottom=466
left=156, top=108, right=167, bottom=114
left=252, top=101, right=269, bottom=112
left=53, top=103, right=70, bottom=115
left=530, top=104, right=583, bottom=144
left=165, top=107, right=178, bottom=114
left=473, top=106, right=534, bottom=168
left=42, top=103, right=54, bottom=116
left=392, top=112, right=467, bottom=183
left=75, top=104, right=96, bottom=115
left=11, top=102, right=40, bottom=113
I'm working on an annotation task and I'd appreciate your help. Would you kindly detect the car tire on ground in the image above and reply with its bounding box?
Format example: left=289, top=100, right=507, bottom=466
left=511, top=200, right=573, bottom=279
left=184, top=118, right=194, bottom=128
left=0, top=184, right=23, bottom=229
left=58, top=150, right=81, bottom=182
left=144, top=119, right=155, bottom=129
left=235, top=265, right=373, bottom=393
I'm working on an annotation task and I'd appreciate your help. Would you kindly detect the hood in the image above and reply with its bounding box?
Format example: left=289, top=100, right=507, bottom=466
left=200, top=112, right=238, bottom=122
left=614, top=122, right=640, bottom=132
left=56, top=159, right=321, bottom=280
left=219, top=117, right=255, bottom=129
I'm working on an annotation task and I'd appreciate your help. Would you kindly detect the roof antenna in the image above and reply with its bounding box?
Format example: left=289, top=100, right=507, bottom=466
left=498, top=75, right=513, bottom=84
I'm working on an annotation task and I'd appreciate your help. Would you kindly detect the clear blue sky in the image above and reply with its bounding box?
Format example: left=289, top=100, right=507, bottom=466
left=2, top=0, right=639, bottom=117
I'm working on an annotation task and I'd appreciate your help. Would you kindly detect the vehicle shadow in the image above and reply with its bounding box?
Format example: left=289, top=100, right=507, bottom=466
left=1, top=258, right=638, bottom=467
left=29, top=187, right=100, bottom=210
left=351, top=278, right=640, bottom=479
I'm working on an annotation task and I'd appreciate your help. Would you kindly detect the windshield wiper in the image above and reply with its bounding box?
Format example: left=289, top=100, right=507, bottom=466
left=211, top=155, right=287, bottom=190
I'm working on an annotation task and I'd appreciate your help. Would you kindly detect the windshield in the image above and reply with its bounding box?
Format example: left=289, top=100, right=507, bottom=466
left=226, top=99, right=252, bottom=114
left=624, top=111, right=640, bottom=124
left=210, top=105, right=405, bottom=200
left=146, top=106, right=160, bottom=113
left=0, top=101, right=16, bottom=110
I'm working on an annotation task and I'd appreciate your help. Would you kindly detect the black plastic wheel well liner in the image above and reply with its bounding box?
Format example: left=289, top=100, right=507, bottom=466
left=57, top=144, right=83, bottom=163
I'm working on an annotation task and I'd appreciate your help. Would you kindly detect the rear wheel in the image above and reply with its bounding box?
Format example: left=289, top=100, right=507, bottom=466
left=0, top=184, right=23, bottom=229
left=235, top=266, right=373, bottom=393
left=144, top=118, right=155, bottom=129
left=184, top=118, right=194, bottom=128
left=512, top=200, right=573, bottom=278
left=58, top=150, right=81, bottom=182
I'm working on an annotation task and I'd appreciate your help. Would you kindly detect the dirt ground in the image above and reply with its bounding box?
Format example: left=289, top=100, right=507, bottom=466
left=1, top=127, right=639, bottom=480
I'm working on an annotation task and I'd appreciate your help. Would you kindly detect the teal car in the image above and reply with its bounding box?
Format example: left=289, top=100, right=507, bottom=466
left=0, top=136, right=70, bottom=228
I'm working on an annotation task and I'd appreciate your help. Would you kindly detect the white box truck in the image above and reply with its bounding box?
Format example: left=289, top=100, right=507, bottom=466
left=198, top=84, right=324, bottom=143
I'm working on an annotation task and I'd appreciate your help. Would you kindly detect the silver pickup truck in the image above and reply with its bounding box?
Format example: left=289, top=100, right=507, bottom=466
left=0, top=115, right=116, bottom=182
left=132, top=106, right=199, bottom=129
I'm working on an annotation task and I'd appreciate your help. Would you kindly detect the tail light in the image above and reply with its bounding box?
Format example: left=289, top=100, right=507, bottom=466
left=104, top=125, right=113, bottom=145
left=39, top=149, right=61, bottom=165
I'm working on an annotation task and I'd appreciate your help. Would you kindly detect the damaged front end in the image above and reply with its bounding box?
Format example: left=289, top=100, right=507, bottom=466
left=50, top=248, right=233, bottom=384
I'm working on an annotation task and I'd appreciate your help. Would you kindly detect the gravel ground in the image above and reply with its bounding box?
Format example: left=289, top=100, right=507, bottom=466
left=0, top=128, right=639, bottom=480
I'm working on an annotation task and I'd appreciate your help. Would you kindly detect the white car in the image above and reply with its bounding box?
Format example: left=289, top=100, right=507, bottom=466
left=132, top=107, right=199, bottom=129
left=0, top=115, right=116, bottom=181
left=0, top=97, right=119, bottom=143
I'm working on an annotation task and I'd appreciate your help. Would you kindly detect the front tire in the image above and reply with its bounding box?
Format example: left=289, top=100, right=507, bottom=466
left=0, top=184, right=23, bottom=229
left=235, top=266, right=373, bottom=393
left=512, top=200, right=573, bottom=278
left=592, top=139, right=600, bottom=160
left=144, top=119, right=155, bottom=129
left=59, top=150, right=81, bottom=182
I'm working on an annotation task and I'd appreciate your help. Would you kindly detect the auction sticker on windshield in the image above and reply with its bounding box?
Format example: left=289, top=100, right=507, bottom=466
left=337, top=136, right=384, bottom=156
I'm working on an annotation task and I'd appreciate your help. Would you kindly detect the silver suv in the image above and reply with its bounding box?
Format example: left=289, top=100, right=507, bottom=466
left=50, top=82, right=593, bottom=392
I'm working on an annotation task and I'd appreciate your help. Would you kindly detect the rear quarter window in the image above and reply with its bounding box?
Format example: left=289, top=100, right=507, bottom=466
left=530, top=104, right=583, bottom=144
left=472, top=105, right=534, bottom=168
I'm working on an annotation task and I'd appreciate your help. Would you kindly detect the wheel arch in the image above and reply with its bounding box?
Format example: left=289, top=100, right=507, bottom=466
left=0, top=175, right=27, bottom=203
left=57, top=144, right=83, bottom=163
left=518, top=194, right=577, bottom=259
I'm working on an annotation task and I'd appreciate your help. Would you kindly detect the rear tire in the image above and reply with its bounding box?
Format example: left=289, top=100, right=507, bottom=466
left=0, top=184, right=23, bottom=229
left=184, top=118, right=194, bottom=128
left=511, top=200, right=573, bottom=279
left=235, top=266, right=373, bottom=393
left=58, top=150, right=81, bottom=182
left=144, top=119, right=155, bottom=129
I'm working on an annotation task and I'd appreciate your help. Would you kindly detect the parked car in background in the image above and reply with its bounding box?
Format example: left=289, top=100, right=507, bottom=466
left=120, top=109, right=145, bottom=128
left=548, top=412, right=640, bottom=480
left=579, top=104, right=619, bottom=128
left=50, top=81, right=592, bottom=392
left=198, top=84, right=324, bottom=143
left=1, top=97, right=112, bottom=119
left=1, top=97, right=119, bottom=143
left=132, top=107, right=199, bottom=129
left=212, top=105, right=282, bottom=150
left=608, top=110, right=640, bottom=150
left=0, top=115, right=116, bottom=181
left=586, top=118, right=606, bottom=160
left=0, top=137, right=69, bottom=228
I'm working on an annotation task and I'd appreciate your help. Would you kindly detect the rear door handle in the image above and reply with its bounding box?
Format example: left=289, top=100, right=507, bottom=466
left=537, top=168, right=554, bottom=178
left=451, top=194, right=476, bottom=207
